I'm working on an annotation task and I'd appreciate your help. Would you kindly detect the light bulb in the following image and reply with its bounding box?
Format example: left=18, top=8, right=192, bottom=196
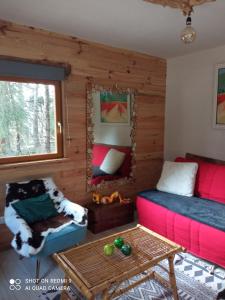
left=180, top=16, right=196, bottom=44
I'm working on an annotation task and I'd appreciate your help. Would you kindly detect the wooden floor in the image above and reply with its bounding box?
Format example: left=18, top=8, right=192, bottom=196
left=0, top=222, right=137, bottom=300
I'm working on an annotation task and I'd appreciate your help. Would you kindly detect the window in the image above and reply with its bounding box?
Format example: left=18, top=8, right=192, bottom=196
left=0, top=76, right=63, bottom=164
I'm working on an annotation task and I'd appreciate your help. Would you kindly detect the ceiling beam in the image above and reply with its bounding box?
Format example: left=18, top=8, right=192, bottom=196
left=143, top=0, right=216, bottom=15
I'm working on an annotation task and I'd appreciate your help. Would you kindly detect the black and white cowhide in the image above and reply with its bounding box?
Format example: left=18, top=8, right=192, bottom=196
left=4, top=177, right=88, bottom=257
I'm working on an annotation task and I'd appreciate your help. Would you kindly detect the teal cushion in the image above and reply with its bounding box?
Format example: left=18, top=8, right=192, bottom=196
left=12, top=194, right=58, bottom=224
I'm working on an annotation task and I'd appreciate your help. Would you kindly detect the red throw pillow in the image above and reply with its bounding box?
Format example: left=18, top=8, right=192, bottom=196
left=175, top=157, right=225, bottom=204
left=92, top=144, right=109, bottom=166
left=195, top=161, right=225, bottom=204
left=114, top=146, right=131, bottom=177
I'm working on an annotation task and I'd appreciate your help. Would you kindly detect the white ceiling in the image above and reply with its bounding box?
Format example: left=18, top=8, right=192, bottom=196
left=0, top=0, right=225, bottom=58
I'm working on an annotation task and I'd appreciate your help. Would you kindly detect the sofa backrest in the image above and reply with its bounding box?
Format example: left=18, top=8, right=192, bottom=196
left=175, top=155, right=225, bottom=205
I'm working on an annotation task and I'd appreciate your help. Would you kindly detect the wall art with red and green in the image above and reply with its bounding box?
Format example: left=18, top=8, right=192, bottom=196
left=100, top=91, right=130, bottom=124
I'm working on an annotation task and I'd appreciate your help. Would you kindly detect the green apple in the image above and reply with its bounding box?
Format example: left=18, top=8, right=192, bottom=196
left=104, top=244, right=115, bottom=256
left=121, top=244, right=132, bottom=256
left=114, top=237, right=124, bottom=249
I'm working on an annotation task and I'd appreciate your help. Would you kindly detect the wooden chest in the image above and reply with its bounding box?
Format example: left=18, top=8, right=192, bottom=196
left=86, top=202, right=134, bottom=234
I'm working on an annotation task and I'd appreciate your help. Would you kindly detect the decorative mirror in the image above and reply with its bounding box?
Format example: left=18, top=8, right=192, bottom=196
left=86, top=84, right=137, bottom=191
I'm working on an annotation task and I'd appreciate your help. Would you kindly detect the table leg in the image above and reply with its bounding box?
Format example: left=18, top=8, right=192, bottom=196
left=35, top=258, right=41, bottom=283
left=102, top=289, right=110, bottom=300
left=60, top=292, right=69, bottom=300
left=168, top=255, right=179, bottom=300
left=60, top=275, right=70, bottom=300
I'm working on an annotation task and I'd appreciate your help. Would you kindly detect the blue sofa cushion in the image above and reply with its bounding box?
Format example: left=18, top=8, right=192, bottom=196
left=139, top=189, right=225, bottom=232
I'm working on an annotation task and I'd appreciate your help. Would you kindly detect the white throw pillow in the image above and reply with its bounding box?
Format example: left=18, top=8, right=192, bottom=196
left=100, top=149, right=126, bottom=175
left=156, top=161, right=198, bottom=197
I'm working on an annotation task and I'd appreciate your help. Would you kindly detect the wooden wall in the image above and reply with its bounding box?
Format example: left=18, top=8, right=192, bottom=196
left=0, top=19, right=166, bottom=223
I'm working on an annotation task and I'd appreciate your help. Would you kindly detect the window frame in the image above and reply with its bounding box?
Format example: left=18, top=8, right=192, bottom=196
left=0, top=75, right=63, bottom=164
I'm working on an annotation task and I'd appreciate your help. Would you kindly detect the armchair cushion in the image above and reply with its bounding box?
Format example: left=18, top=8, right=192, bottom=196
left=35, top=223, right=87, bottom=257
left=4, top=177, right=88, bottom=257
left=12, top=194, right=59, bottom=224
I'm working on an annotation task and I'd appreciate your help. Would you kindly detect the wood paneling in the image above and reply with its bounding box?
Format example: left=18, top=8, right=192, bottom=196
left=0, top=19, right=166, bottom=247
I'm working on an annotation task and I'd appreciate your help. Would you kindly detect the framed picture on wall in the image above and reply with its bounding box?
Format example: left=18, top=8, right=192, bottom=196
left=99, top=91, right=131, bottom=125
left=213, top=64, right=225, bottom=129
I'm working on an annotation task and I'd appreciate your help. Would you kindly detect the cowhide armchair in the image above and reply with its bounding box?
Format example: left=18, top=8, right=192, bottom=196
left=4, top=177, right=88, bottom=279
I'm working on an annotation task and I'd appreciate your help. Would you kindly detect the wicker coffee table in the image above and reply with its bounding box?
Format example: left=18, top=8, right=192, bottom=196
left=54, top=225, right=185, bottom=300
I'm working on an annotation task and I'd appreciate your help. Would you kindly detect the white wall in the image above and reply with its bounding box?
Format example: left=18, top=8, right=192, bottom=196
left=165, top=44, right=225, bottom=161
left=93, top=91, right=132, bottom=146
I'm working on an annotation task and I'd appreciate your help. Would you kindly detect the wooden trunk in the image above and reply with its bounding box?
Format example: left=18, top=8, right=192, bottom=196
left=86, top=202, right=134, bottom=234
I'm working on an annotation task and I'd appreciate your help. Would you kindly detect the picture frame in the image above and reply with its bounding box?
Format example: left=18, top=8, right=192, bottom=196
left=99, top=90, right=131, bottom=125
left=213, top=63, right=225, bottom=129
left=86, top=84, right=137, bottom=192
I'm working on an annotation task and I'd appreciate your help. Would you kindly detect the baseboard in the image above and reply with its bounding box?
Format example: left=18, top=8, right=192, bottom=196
left=0, top=216, right=5, bottom=224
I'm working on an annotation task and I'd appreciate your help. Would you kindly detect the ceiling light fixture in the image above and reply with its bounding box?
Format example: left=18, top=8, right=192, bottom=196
left=180, top=13, right=196, bottom=44
left=143, top=0, right=216, bottom=43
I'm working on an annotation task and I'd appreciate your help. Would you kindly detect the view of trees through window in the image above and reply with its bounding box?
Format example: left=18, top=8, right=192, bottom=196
left=0, top=80, right=58, bottom=161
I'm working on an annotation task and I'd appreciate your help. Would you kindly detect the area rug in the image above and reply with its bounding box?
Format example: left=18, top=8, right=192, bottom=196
left=38, top=253, right=225, bottom=300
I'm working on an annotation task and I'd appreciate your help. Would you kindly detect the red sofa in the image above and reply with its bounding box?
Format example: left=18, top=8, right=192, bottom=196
left=137, top=154, right=225, bottom=268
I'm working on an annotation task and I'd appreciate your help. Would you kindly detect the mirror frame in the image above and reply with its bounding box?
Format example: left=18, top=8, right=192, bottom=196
left=86, top=84, right=137, bottom=192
